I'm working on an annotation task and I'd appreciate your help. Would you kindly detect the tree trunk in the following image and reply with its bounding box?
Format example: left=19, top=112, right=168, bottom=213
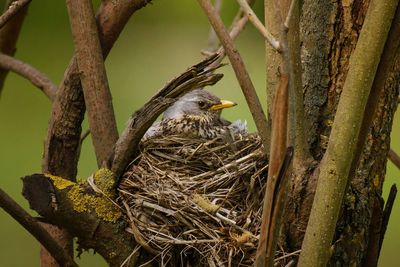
left=279, top=1, right=400, bottom=266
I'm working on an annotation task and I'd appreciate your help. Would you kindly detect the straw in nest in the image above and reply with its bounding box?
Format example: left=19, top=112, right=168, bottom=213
left=118, top=132, right=268, bottom=266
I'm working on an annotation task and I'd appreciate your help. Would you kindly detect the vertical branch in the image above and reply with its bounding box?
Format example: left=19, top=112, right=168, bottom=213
left=255, top=74, right=289, bottom=267
left=197, top=0, right=270, bottom=154
left=298, top=1, right=399, bottom=266
left=66, top=0, right=118, bottom=167
left=0, top=0, right=29, bottom=95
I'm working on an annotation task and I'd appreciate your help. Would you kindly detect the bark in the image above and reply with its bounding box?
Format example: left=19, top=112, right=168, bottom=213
left=22, top=172, right=138, bottom=267
left=280, top=1, right=400, bottom=266
left=40, top=0, right=151, bottom=265
left=66, top=0, right=118, bottom=167
left=0, top=0, right=29, bottom=95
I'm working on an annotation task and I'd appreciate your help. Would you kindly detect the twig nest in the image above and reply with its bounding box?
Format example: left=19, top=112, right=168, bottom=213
left=119, top=132, right=268, bottom=266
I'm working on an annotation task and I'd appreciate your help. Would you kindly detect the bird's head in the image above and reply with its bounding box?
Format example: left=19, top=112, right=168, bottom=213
left=163, top=89, right=237, bottom=122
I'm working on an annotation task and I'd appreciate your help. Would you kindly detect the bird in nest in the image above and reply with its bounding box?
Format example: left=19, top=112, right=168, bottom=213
left=145, top=89, right=247, bottom=139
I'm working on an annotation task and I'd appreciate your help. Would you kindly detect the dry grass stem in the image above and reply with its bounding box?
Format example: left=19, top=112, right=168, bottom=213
left=119, top=132, right=271, bottom=266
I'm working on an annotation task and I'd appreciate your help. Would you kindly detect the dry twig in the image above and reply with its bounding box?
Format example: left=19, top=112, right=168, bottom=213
left=0, top=188, right=77, bottom=267
left=388, top=149, right=400, bottom=170
left=0, top=53, right=57, bottom=100
left=0, top=0, right=31, bottom=29
left=236, top=0, right=280, bottom=51
left=379, top=184, right=397, bottom=253
left=0, top=0, right=29, bottom=95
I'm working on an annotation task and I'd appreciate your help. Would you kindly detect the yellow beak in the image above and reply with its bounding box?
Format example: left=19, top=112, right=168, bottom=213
left=208, top=100, right=237, bottom=111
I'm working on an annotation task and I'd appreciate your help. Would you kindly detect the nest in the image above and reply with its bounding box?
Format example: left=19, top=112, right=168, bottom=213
left=118, top=132, right=268, bottom=266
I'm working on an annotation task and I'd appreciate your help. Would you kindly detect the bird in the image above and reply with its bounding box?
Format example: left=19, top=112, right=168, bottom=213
left=145, top=89, right=246, bottom=139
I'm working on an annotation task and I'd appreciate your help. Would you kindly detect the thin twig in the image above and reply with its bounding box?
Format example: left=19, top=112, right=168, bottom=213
left=379, top=184, right=397, bottom=253
left=205, top=0, right=223, bottom=53
left=255, top=75, right=290, bottom=267
left=388, top=149, right=400, bottom=170
left=0, top=53, right=57, bottom=100
left=236, top=0, right=280, bottom=51
left=284, top=0, right=297, bottom=29
left=197, top=0, right=270, bottom=155
left=0, top=0, right=31, bottom=29
left=66, top=0, right=119, bottom=167
left=0, top=0, right=29, bottom=96
left=0, top=188, right=77, bottom=267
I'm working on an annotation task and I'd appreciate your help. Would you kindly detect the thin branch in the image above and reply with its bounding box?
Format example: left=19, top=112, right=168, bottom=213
left=197, top=0, right=270, bottom=155
left=379, top=184, right=397, bottom=253
left=284, top=0, right=297, bottom=29
left=388, top=149, right=400, bottom=170
left=255, top=74, right=290, bottom=267
left=66, top=0, right=118, bottom=167
left=0, top=0, right=29, bottom=96
left=0, top=53, right=57, bottom=100
left=298, top=1, right=400, bottom=266
left=0, top=0, right=31, bottom=29
left=236, top=0, right=280, bottom=51
left=0, top=188, right=77, bottom=267
left=205, top=0, right=223, bottom=53
left=111, top=54, right=223, bottom=178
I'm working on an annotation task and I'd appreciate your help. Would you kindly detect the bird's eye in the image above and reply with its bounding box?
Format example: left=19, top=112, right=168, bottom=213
left=198, top=101, right=206, bottom=108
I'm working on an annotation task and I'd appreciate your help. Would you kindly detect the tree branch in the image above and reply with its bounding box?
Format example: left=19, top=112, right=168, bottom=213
left=22, top=172, right=138, bottom=267
left=66, top=0, right=118, bottom=167
left=379, top=184, right=397, bottom=253
left=298, top=1, right=400, bottom=266
left=236, top=0, right=280, bottom=51
left=111, top=54, right=223, bottom=178
left=0, top=0, right=31, bottom=29
left=0, top=53, right=57, bottom=100
left=41, top=0, right=151, bottom=265
left=255, top=74, right=290, bottom=267
left=388, top=149, right=400, bottom=170
left=0, top=0, right=29, bottom=96
left=0, top=188, right=77, bottom=267
left=197, top=0, right=270, bottom=155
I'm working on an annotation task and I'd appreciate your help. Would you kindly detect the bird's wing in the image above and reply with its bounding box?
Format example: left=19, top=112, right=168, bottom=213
left=144, top=121, right=162, bottom=139
left=228, top=120, right=248, bottom=135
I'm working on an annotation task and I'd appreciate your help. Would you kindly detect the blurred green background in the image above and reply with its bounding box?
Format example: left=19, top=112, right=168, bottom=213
left=0, top=1, right=398, bottom=266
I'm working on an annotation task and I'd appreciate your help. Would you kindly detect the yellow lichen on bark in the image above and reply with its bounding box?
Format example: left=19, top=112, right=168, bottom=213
left=67, top=184, right=122, bottom=223
left=45, top=174, right=75, bottom=189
